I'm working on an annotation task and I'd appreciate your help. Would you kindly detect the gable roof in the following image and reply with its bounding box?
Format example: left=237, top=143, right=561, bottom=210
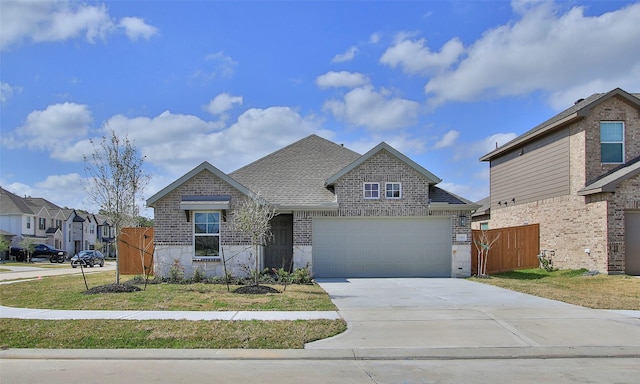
left=25, top=197, right=62, bottom=211
left=325, top=142, right=442, bottom=186
left=480, top=88, right=640, bottom=161
left=230, top=135, right=361, bottom=209
left=578, top=156, right=640, bottom=196
left=471, top=196, right=491, bottom=218
left=147, top=161, right=253, bottom=207
left=0, top=187, right=34, bottom=215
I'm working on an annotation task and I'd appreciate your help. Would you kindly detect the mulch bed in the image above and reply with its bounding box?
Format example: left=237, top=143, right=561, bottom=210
left=83, top=283, right=142, bottom=295
left=233, top=285, right=281, bottom=294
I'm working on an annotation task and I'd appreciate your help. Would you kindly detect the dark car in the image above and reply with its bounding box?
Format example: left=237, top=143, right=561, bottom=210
left=70, top=250, right=105, bottom=268
left=33, top=244, right=68, bottom=263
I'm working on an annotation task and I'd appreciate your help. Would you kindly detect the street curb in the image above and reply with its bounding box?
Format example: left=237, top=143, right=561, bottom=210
left=2, top=346, right=640, bottom=361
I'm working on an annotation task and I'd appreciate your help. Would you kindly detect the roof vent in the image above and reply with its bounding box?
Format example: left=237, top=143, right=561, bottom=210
left=574, top=98, right=585, bottom=105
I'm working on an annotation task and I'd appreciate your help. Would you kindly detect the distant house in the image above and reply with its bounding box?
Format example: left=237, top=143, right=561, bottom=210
left=0, top=187, right=64, bottom=250
left=479, top=88, right=640, bottom=275
left=147, top=135, right=478, bottom=279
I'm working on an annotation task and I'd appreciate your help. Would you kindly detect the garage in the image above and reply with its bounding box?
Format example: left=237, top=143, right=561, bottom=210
left=626, top=211, right=640, bottom=275
left=312, top=217, right=452, bottom=278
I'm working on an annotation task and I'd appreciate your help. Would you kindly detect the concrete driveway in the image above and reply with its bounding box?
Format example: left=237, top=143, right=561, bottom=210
left=307, top=278, right=640, bottom=356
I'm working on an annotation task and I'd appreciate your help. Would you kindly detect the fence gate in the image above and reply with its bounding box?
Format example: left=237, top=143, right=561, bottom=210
left=472, top=224, right=539, bottom=275
left=118, top=227, right=154, bottom=276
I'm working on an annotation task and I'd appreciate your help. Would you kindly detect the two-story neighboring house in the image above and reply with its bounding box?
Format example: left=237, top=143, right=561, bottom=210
left=0, top=187, right=66, bottom=251
left=147, top=135, right=478, bottom=279
left=24, top=197, right=65, bottom=250
left=0, top=187, right=37, bottom=247
left=479, top=88, right=640, bottom=275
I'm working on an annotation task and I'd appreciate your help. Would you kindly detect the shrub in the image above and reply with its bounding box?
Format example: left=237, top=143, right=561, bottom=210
left=168, top=259, right=185, bottom=283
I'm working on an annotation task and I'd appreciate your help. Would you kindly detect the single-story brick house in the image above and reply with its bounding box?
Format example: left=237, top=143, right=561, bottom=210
left=147, top=135, right=478, bottom=279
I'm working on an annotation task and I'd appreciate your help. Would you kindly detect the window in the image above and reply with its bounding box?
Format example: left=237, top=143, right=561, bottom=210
left=600, top=121, right=624, bottom=163
left=363, top=183, right=380, bottom=199
left=39, top=218, right=46, bottom=230
left=26, top=217, right=31, bottom=229
left=480, top=222, right=489, bottom=231
left=385, top=183, right=402, bottom=199
left=194, top=212, right=220, bottom=260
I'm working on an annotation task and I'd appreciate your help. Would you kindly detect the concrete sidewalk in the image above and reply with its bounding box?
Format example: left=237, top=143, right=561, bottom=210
left=0, top=305, right=340, bottom=321
left=0, top=261, right=116, bottom=282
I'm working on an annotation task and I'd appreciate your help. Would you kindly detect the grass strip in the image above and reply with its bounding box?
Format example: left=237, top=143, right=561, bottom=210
left=0, top=318, right=346, bottom=349
left=469, top=268, right=640, bottom=310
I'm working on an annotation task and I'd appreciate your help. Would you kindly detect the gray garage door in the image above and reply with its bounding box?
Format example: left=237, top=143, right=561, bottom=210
left=312, top=217, right=452, bottom=278
left=626, top=211, right=640, bottom=276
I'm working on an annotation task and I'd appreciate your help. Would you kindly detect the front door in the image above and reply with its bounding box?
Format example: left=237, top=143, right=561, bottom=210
left=265, top=214, right=293, bottom=272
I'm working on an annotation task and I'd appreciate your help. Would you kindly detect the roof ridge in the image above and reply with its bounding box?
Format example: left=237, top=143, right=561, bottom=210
left=230, top=134, right=358, bottom=175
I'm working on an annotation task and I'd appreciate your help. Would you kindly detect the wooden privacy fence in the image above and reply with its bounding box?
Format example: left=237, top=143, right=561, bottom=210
left=472, top=224, right=539, bottom=275
left=118, top=227, right=154, bottom=276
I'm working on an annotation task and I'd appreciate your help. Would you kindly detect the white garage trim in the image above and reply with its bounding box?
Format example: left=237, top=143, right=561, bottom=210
left=312, top=216, right=452, bottom=278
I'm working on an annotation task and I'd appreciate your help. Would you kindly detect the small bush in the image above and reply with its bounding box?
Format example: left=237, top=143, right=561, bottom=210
left=168, top=259, right=185, bottom=283
left=291, top=266, right=313, bottom=284
left=192, top=266, right=205, bottom=283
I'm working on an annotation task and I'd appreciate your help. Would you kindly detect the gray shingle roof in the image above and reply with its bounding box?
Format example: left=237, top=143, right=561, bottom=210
left=578, top=155, right=640, bottom=195
left=0, top=187, right=34, bottom=215
left=230, top=135, right=361, bottom=209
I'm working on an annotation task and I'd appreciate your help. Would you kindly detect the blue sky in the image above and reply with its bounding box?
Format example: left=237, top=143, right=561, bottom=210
left=2, top=0, right=640, bottom=217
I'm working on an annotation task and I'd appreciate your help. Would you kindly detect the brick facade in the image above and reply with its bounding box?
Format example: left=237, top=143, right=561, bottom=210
left=486, top=93, right=640, bottom=274
left=151, top=145, right=476, bottom=278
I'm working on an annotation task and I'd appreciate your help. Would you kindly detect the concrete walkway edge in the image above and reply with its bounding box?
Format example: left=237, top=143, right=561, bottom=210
left=3, top=346, right=640, bottom=361
left=0, top=305, right=341, bottom=321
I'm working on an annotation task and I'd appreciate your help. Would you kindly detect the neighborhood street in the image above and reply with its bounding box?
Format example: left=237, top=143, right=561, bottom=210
left=1, top=277, right=639, bottom=383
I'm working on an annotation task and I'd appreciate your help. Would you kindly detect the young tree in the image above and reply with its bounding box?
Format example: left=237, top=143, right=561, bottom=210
left=231, top=192, right=277, bottom=286
left=84, top=129, right=150, bottom=284
left=473, top=229, right=500, bottom=277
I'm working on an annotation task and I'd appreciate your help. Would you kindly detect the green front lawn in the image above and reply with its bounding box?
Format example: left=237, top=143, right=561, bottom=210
left=0, top=271, right=336, bottom=311
left=470, top=268, right=640, bottom=310
left=0, top=271, right=345, bottom=349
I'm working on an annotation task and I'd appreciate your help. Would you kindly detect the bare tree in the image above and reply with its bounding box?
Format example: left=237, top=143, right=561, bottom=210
left=473, top=229, right=500, bottom=277
left=231, top=192, right=277, bottom=286
left=84, top=129, right=150, bottom=284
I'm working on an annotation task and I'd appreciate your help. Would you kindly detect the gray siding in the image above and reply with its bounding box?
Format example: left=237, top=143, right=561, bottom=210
left=490, top=128, right=570, bottom=207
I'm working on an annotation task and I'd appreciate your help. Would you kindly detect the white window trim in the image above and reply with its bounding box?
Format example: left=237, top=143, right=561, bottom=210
left=193, top=211, right=221, bottom=262
left=600, top=121, right=625, bottom=164
left=363, top=182, right=380, bottom=199
left=385, top=182, right=402, bottom=199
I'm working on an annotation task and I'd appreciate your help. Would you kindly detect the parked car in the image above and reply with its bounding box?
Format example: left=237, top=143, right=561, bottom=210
left=9, top=246, right=27, bottom=262
left=70, top=250, right=105, bottom=268
left=32, top=244, right=68, bottom=263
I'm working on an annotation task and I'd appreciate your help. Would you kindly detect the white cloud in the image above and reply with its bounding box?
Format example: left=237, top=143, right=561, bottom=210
left=424, top=1, right=640, bottom=107
left=0, top=0, right=159, bottom=50
left=119, top=16, right=158, bottom=41
left=316, top=71, right=370, bottom=89
left=194, top=52, right=238, bottom=82
left=380, top=36, right=464, bottom=75
left=5, top=102, right=92, bottom=152
left=323, top=86, right=420, bottom=131
left=438, top=181, right=487, bottom=203
left=204, top=93, right=243, bottom=116
left=1, top=82, right=20, bottom=102
left=434, top=130, right=460, bottom=149
left=100, top=107, right=329, bottom=177
left=332, top=46, right=358, bottom=63
left=369, top=32, right=381, bottom=44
